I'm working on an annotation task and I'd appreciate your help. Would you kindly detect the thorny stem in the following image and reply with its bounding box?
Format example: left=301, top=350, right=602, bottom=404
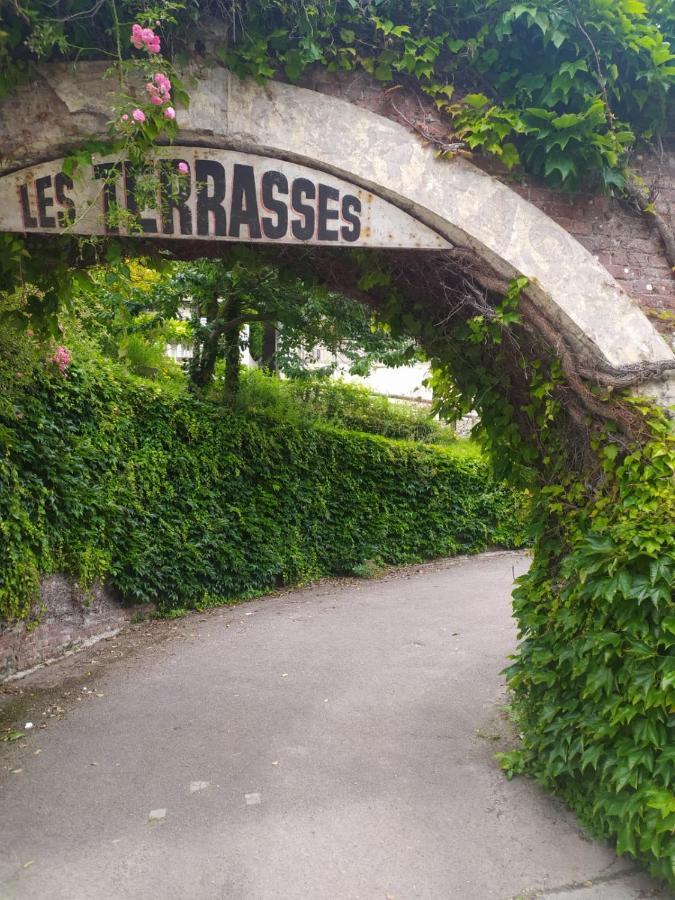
left=108, top=0, right=125, bottom=90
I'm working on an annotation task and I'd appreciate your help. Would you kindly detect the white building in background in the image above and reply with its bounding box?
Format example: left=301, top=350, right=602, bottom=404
left=305, top=344, right=432, bottom=403
left=166, top=331, right=477, bottom=432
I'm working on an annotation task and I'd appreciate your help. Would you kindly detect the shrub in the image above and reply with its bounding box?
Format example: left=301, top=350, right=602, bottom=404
left=0, top=358, right=526, bottom=620
left=235, top=369, right=459, bottom=444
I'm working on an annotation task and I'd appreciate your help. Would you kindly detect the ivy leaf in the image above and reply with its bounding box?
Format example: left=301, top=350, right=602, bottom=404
left=463, top=92, right=490, bottom=108
left=543, top=151, right=576, bottom=183
left=499, top=142, right=520, bottom=168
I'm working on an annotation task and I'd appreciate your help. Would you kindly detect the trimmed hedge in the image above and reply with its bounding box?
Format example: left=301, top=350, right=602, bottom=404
left=0, top=360, right=526, bottom=620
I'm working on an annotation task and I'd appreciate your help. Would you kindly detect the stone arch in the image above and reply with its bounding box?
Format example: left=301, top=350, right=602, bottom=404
left=0, top=63, right=672, bottom=404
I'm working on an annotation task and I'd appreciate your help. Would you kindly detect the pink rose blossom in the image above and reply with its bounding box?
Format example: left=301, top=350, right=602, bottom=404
left=177, top=161, right=189, bottom=173
left=166, top=107, right=177, bottom=121
left=130, top=23, right=161, bottom=54
left=154, top=72, right=171, bottom=91
left=121, top=113, right=129, bottom=122
left=51, top=346, right=71, bottom=375
left=146, top=72, right=171, bottom=104
left=130, top=23, right=144, bottom=49
left=132, top=108, right=146, bottom=123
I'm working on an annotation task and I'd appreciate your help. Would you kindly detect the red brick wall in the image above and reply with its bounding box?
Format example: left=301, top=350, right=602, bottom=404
left=0, top=578, right=133, bottom=681
left=510, top=166, right=675, bottom=333
left=300, top=68, right=675, bottom=343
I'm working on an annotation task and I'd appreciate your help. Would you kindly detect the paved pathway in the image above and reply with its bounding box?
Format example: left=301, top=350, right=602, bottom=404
left=0, top=553, right=670, bottom=899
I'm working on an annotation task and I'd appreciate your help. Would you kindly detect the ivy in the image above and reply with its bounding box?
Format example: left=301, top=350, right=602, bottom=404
left=0, top=353, right=526, bottom=621
left=1, top=1, right=673, bottom=190
left=0, top=0, right=673, bottom=886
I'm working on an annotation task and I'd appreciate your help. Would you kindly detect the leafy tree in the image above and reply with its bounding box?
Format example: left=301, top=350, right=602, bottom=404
left=129, top=253, right=419, bottom=402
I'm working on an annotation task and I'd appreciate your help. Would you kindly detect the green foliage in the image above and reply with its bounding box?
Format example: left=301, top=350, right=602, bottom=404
left=501, top=419, right=675, bottom=884
left=149, top=256, right=418, bottom=388
left=1, top=1, right=673, bottom=190
left=235, top=368, right=460, bottom=444
left=212, top=0, right=675, bottom=189
left=421, top=281, right=675, bottom=887
left=0, top=351, right=526, bottom=622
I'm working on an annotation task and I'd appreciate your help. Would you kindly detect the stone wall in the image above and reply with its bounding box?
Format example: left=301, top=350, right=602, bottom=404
left=299, top=67, right=675, bottom=346
left=0, top=578, right=133, bottom=681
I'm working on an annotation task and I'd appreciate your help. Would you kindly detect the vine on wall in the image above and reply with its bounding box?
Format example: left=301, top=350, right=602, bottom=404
left=0, top=0, right=673, bottom=886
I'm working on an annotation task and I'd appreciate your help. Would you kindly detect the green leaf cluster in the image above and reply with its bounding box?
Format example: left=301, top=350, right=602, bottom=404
left=1, top=0, right=673, bottom=189
left=502, top=425, right=675, bottom=884
left=424, top=280, right=675, bottom=887
left=0, top=350, right=526, bottom=622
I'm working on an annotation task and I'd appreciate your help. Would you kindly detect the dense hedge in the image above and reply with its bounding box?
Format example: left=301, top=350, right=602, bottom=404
left=234, top=369, right=460, bottom=445
left=0, top=360, right=525, bottom=620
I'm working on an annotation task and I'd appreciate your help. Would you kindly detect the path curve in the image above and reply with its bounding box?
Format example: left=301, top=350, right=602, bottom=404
left=0, top=553, right=668, bottom=899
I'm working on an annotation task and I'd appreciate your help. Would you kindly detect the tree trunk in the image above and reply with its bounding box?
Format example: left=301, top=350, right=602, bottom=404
left=223, top=296, right=243, bottom=405
left=190, top=292, right=222, bottom=389
left=261, top=322, right=277, bottom=373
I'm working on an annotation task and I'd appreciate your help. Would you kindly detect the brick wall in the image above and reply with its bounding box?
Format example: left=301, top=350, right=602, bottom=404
left=0, top=578, right=136, bottom=681
left=510, top=163, right=675, bottom=337
left=300, top=68, right=675, bottom=345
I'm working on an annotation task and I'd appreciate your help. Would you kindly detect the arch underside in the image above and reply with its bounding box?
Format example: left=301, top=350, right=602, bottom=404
left=0, top=63, right=672, bottom=405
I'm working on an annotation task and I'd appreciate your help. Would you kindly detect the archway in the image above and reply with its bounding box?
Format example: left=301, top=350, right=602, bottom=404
left=0, top=67, right=673, bottom=886
left=0, top=66, right=673, bottom=404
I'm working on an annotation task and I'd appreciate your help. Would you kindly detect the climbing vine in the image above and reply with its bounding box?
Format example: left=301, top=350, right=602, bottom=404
left=1, top=0, right=674, bottom=301
left=285, top=245, right=674, bottom=885
left=0, top=0, right=673, bottom=887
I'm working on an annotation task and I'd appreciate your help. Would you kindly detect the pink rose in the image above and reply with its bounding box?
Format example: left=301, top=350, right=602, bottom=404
left=132, top=108, right=146, bottom=123
left=121, top=113, right=129, bottom=122
left=130, top=23, right=161, bottom=53
left=150, top=94, right=163, bottom=106
left=165, top=107, right=177, bottom=121
left=130, top=23, right=144, bottom=48
left=50, top=346, right=71, bottom=375
left=177, top=161, right=188, bottom=173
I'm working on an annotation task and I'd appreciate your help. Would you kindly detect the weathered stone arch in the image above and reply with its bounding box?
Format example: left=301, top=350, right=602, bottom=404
left=0, top=63, right=673, bottom=403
